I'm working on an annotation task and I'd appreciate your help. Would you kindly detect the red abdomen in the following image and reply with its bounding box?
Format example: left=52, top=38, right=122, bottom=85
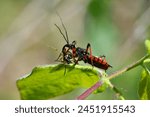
left=87, top=56, right=112, bottom=70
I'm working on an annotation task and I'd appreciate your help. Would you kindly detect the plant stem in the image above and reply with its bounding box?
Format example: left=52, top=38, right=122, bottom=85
left=76, top=81, right=103, bottom=100
left=108, top=82, right=125, bottom=100
left=77, top=54, right=150, bottom=100
left=108, top=54, right=150, bottom=80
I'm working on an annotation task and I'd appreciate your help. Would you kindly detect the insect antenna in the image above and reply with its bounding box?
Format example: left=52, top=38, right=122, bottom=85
left=55, top=13, right=69, bottom=44
left=55, top=24, right=68, bottom=44
left=57, top=13, right=69, bottom=44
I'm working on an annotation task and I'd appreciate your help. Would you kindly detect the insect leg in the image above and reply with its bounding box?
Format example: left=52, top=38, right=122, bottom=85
left=55, top=52, right=63, bottom=62
left=99, top=55, right=106, bottom=58
left=86, top=43, right=94, bottom=66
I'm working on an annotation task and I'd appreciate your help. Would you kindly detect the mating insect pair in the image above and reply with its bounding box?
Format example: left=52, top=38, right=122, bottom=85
left=55, top=17, right=112, bottom=71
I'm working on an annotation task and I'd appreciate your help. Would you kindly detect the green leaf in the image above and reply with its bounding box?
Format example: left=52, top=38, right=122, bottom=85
left=145, top=39, right=150, bottom=54
left=138, top=70, right=150, bottom=100
left=143, top=59, right=150, bottom=73
left=16, top=64, right=106, bottom=100
left=143, top=58, right=150, bottom=64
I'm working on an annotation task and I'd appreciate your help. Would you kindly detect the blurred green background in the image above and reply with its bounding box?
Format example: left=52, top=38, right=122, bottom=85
left=0, top=0, right=150, bottom=100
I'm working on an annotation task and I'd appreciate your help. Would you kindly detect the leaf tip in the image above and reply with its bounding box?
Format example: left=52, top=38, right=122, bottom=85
left=145, top=39, right=150, bottom=54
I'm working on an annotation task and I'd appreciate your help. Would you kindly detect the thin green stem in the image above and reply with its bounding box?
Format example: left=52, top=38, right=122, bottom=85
left=108, top=81, right=125, bottom=100
left=108, top=54, right=150, bottom=80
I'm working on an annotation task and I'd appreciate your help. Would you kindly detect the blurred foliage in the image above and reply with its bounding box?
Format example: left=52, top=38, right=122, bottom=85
left=138, top=40, right=150, bottom=100
left=138, top=70, right=150, bottom=99
left=145, top=39, right=150, bottom=54
left=85, top=0, right=118, bottom=56
left=0, top=0, right=30, bottom=36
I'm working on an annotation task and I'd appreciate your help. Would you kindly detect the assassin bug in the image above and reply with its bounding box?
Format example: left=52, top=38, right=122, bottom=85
left=55, top=16, right=112, bottom=71
left=75, top=44, right=112, bottom=70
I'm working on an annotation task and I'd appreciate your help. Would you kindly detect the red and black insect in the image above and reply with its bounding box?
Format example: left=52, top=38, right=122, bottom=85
left=75, top=44, right=112, bottom=70
left=55, top=16, right=112, bottom=71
